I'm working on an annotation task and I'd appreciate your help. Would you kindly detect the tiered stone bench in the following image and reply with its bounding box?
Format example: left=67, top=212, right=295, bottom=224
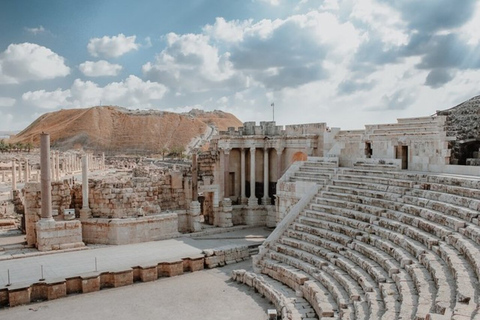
left=253, top=161, right=480, bottom=320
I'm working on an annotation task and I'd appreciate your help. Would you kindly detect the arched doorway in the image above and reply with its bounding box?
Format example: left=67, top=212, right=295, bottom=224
left=291, top=151, right=307, bottom=162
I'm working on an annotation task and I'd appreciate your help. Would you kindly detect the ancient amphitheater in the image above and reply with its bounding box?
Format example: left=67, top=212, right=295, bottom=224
left=1, top=96, right=480, bottom=319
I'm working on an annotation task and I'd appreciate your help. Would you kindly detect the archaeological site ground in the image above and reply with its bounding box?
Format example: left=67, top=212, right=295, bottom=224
left=2, top=96, right=480, bottom=319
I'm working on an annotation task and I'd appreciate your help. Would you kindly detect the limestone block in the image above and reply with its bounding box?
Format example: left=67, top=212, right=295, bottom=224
left=0, top=288, right=8, bottom=307
left=81, top=273, right=100, bottom=293
left=182, top=255, right=205, bottom=272
left=46, top=279, right=66, bottom=300
left=30, top=281, right=48, bottom=302
left=139, top=265, right=158, bottom=282
left=111, top=269, right=133, bottom=287
left=158, top=260, right=184, bottom=277
left=8, top=285, right=31, bottom=307
left=65, top=276, right=82, bottom=294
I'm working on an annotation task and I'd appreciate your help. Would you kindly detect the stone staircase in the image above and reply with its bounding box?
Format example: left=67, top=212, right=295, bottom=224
left=240, top=161, right=480, bottom=319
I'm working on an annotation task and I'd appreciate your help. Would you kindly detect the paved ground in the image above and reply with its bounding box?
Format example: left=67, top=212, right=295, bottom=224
left=0, top=259, right=272, bottom=320
left=0, top=227, right=271, bottom=287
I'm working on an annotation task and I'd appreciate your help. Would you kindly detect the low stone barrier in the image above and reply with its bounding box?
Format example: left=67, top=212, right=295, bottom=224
left=0, top=244, right=260, bottom=308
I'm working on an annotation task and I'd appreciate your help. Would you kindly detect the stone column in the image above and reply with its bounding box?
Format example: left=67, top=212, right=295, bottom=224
left=223, top=148, right=230, bottom=199
left=102, top=152, right=105, bottom=170
left=17, top=161, right=22, bottom=182
left=192, top=152, right=198, bottom=201
left=11, top=159, right=16, bottom=191
left=55, top=151, right=60, bottom=181
left=80, top=155, right=91, bottom=220
left=24, top=158, right=29, bottom=183
left=50, top=153, right=55, bottom=181
left=40, top=133, right=53, bottom=220
left=276, top=148, right=284, bottom=180
left=263, top=148, right=270, bottom=205
left=248, top=147, right=257, bottom=206
left=240, top=148, right=247, bottom=204
left=1, top=171, right=4, bottom=183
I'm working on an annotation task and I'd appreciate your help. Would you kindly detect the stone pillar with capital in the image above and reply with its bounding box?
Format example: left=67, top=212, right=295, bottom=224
left=276, top=147, right=284, bottom=181
left=55, top=151, right=60, bottom=181
left=11, top=159, right=17, bottom=193
left=223, top=148, right=230, bottom=199
left=240, top=148, right=247, bottom=204
left=24, top=158, right=29, bottom=183
left=262, top=148, right=270, bottom=205
left=80, top=154, right=91, bottom=220
left=40, top=133, right=53, bottom=220
left=248, top=146, right=257, bottom=206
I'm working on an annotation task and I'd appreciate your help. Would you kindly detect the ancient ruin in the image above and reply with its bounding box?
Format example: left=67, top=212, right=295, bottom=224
left=1, top=96, right=480, bottom=319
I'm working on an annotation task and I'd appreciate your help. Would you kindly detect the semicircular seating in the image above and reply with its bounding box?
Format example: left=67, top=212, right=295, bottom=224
left=250, top=161, right=480, bottom=320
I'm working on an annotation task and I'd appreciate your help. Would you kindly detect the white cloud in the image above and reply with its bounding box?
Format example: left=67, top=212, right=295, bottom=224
left=87, top=34, right=139, bottom=58
left=22, top=88, right=70, bottom=109
left=79, top=60, right=123, bottom=77
left=258, top=0, right=280, bottom=5
left=24, top=25, right=45, bottom=35
left=203, top=18, right=252, bottom=43
left=143, top=32, right=242, bottom=92
left=0, top=43, right=70, bottom=84
left=0, top=97, right=16, bottom=107
left=22, top=75, right=168, bottom=109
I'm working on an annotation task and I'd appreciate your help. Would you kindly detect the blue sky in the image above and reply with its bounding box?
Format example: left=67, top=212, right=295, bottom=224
left=1, top=0, right=480, bottom=131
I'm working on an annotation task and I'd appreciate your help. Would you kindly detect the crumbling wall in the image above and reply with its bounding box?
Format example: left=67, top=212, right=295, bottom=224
left=88, top=173, right=188, bottom=219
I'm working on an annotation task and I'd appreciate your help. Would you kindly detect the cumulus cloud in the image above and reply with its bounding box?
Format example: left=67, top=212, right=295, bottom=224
left=87, top=34, right=139, bottom=58
left=79, top=60, right=123, bottom=77
left=145, top=11, right=359, bottom=92
left=22, top=75, right=167, bottom=109
left=0, top=43, right=70, bottom=84
left=143, top=32, right=243, bottom=92
left=24, top=25, right=46, bottom=35
left=0, top=97, right=16, bottom=107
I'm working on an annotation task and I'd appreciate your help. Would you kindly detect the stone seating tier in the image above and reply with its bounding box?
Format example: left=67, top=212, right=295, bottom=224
left=255, top=161, right=480, bottom=319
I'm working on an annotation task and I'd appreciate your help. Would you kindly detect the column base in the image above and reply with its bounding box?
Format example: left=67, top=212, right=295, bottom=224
left=79, top=208, right=92, bottom=221
left=248, top=197, right=258, bottom=207
left=262, top=197, right=271, bottom=205
left=240, top=197, right=248, bottom=205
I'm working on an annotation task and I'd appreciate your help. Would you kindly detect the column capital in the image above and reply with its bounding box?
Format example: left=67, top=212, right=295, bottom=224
left=275, top=147, right=284, bottom=155
left=249, top=146, right=256, bottom=152
left=222, top=147, right=231, bottom=155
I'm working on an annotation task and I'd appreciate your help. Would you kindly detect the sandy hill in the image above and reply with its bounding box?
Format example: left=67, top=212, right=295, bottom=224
left=11, top=106, right=242, bottom=154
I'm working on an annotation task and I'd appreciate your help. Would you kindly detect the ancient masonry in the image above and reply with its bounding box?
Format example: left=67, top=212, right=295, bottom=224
left=3, top=97, right=480, bottom=318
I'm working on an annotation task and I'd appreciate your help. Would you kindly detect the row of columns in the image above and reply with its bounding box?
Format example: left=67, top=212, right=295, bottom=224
left=222, top=146, right=284, bottom=206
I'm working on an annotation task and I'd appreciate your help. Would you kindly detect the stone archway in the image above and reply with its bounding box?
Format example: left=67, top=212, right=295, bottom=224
left=291, top=151, right=308, bottom=162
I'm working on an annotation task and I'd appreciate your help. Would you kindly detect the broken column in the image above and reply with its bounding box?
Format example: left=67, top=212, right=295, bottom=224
left=188, top=152, right=201, bottom=232
left=80, top=154, right=91, bottom=220
left=40, top=133, right=53, bottom=221
left=36, top=133, right=84, bottom=251
left=11, top=159, right=17, bottom=192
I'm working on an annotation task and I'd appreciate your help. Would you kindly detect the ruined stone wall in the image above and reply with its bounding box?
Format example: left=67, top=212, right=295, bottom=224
left=24, top=180, right=74, bottom=246
left=87, top=173, right=188, bottom=219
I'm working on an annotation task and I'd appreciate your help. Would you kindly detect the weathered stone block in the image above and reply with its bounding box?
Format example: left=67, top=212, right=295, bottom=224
left=81, top=273, right=100, bottom=293
left=8, top=285, right=31, bottom=307
left=139, top=265, right=158, bottom=282
left=47, top=279, right=66, bottom=300
left=159, top=260, right=184, bottom=277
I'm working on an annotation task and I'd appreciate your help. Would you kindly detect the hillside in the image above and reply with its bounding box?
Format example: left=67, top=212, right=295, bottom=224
left=11, top=106, right=243, bottom=154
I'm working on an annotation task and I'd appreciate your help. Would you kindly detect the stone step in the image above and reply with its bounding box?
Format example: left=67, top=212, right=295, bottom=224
left=402, top=195, right=478, bottom=225
left=290, top=176, right=328, bottom=184
left=294, top=171, right=332, bottom=179
left=337, top=174, right=414, bottom=188
left=231, top=269, right=319, bottom=320
left=302, top=204, right=458, bottom=317
left=325, top=185, right=402, bottom=202
left=331, top=179, right=407, bottom=194
left=263, top=255, right=337, bottom=318
left=408, top=188, right=480, bottom=213
left=278, top=236, right=366, bottom=304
